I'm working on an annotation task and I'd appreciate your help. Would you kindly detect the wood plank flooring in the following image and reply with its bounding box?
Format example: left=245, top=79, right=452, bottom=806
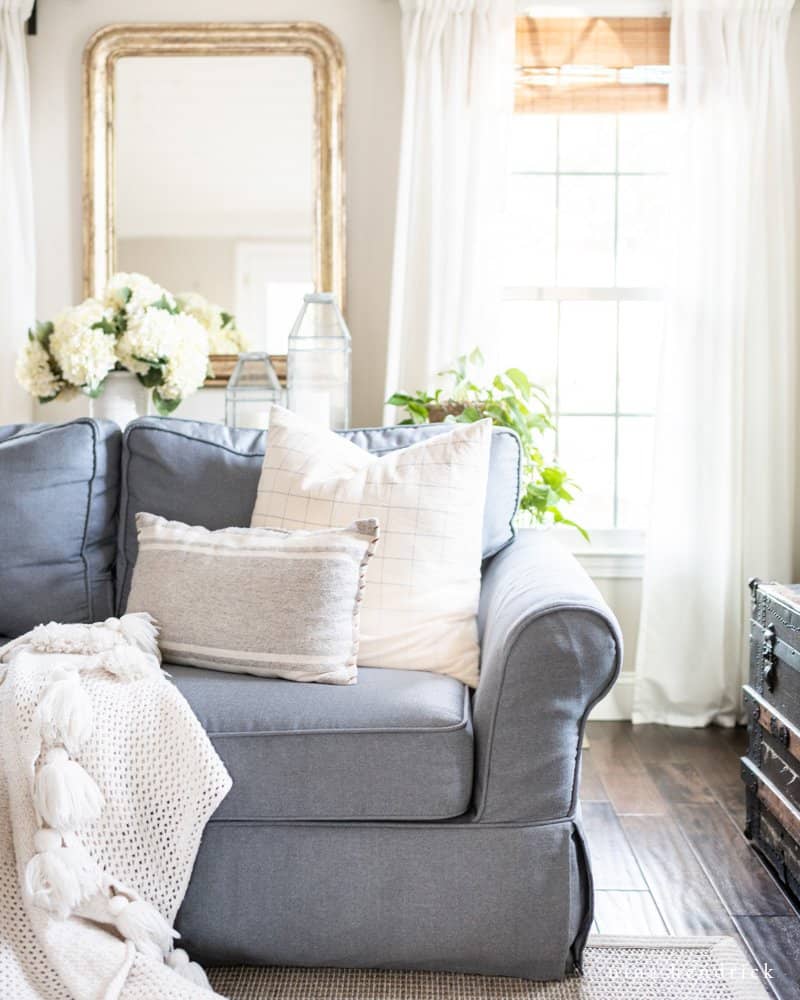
left=582, top=721, right=800, bottom=999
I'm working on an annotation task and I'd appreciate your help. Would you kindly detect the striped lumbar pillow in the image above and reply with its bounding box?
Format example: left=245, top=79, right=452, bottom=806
left=126, top=512, right=379, bottom=685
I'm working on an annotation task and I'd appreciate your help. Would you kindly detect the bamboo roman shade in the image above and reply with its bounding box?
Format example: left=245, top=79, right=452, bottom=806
left=515, top=17, right=670, bottom=114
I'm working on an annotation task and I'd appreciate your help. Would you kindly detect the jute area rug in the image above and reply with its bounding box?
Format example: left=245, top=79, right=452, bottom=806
left=208, top=936, right=771, bottom=999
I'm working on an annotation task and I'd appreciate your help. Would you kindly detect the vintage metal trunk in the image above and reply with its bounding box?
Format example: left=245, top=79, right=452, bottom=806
left=743, top=579, right=800, bottom=902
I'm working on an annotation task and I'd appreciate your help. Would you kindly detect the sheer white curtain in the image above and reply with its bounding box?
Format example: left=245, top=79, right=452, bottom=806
left=0, top=0, right=34, bottom=424
left=384, top=0, right=515, bottom=408
left=634, top=0, right=796, bottom=726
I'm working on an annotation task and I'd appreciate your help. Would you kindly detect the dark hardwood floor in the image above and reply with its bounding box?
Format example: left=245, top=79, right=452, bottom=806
left=582, top=721, right=800, bottom=999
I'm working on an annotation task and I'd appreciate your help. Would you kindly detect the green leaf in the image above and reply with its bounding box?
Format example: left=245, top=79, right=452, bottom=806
left=220, top=310, right=235, bottom=328
left=386, top=392, right=415, bottom=406
left=406, top=400, right=430, bottom=424
left=505, top=367, right=531, bottom=398
left=121, top=287, right=133, bottom=305
left=91, top=317, right=118, bottom=336
left=29, top=320, right=54, bottom=348
left=468, top=346, right=485, bottom=368
left=149, top=294, right=178, bottom=315
left=133, top=354, right=167, bottom=369
left=137, top=367, right=164, bottom=389
left=153, top=390, right=181, bottom=415
left=541, top=465, right=568, bottom=489
left=84, top=379, right=107, bottom=399
left=457, top=406, right=483, bottom=423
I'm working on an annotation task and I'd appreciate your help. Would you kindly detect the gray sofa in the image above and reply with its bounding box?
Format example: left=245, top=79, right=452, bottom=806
left=0, top=416, right=622, bottom=981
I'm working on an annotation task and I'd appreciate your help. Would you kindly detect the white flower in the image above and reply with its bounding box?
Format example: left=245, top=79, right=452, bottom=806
left=104, top=272, right=174, bottom=319
left=159, top=314, right=210, bottom=401
left=15, top=338, right=64, bottom=401
left=117, top=308, right=208, bottom=404
left=176, top=291, right=250, bottom=355
left=208, top=325, right=250, bottom=354
left=49, top=299, right=117, bottom=392
left=176, top=291, right=220, bottom=332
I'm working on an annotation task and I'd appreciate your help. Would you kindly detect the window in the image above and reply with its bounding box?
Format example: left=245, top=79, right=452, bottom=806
left=493, top=18, right=670, bottom=536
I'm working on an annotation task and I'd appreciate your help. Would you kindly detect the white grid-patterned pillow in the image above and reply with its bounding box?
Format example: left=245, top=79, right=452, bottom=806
left=251, top=407, right=493, bottom=686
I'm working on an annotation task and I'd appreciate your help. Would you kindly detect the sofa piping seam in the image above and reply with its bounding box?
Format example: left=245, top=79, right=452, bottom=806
left=206, top=716, right=469, bottom=738
left=80, top=421, right=99, bottom=621
left=204, top=814, right=581, bottom=831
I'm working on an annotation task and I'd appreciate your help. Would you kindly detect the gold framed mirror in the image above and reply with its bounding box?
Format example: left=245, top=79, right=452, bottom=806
left=82, top=22, right=345, bottom=384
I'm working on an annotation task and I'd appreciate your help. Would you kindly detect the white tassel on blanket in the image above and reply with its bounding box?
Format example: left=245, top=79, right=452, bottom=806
left=167, top=948, right=213, bottom=991
left=24, top=828, right=102, bottom=919
left=33, top=747, right=105, bottom=831
left=33, top=668, right=93, bottom=754
left=100, top=645, right=162, bottom=682
left=104, top=613, right=161, bottom=662
left=108, top=894, right=180, bottom=961
left=23, top=613, right=161, bottom=664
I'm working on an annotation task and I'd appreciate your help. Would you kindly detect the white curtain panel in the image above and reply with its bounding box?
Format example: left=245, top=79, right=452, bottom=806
left=384, top=0, right=515, bottom=408
left=634, top=0, right=796, bottom=726
left=0, top=0, right=35, bottom=425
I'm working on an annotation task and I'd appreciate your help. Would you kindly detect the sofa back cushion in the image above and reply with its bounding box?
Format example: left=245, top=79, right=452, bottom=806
left=0, top=419, right=121, bottom=636
left=116, top=417, right=521, bottom=612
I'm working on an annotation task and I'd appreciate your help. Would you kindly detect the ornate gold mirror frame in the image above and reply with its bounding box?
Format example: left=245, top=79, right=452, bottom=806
left=82, top=22, right=345, bottom=382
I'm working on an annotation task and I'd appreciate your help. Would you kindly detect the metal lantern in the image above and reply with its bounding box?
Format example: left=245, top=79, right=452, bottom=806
left=287, top=292, right=351, bottom=429
left=225, top=352, right=282, bottom=429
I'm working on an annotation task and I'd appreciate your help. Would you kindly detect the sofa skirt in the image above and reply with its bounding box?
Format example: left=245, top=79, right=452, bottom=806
left=176, top=815, right=592, bottom=981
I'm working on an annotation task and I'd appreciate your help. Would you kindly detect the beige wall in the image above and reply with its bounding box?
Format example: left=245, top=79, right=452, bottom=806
left=117, top=238, right=239, bottom=308
left=26, top=0, right=402, bottom=429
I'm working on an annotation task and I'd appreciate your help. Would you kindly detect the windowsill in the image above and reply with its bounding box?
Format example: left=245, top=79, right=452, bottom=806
left=552, top=525, right=646, bottom=579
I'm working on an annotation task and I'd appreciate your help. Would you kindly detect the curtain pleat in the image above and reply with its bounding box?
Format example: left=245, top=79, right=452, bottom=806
left=0, top=0, right=35, bottom=424
left=633, top=0, right=796, bottom=726
left=384, top=0, right=515, bottom=410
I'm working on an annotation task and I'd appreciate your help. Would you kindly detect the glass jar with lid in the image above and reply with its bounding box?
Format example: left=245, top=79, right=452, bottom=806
left=286, top=292, right=351, bottom=429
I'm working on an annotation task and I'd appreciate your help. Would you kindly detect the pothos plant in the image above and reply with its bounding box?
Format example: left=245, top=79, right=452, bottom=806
left=387, top=348, right=588, bottom=540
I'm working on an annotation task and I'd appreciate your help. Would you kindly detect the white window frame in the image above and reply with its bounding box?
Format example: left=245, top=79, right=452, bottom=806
left=505, top=116, right=665, bottom=557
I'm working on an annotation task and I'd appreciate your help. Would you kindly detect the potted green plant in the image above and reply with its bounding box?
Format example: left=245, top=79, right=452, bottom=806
left=387, top=348, right=587, bottom=540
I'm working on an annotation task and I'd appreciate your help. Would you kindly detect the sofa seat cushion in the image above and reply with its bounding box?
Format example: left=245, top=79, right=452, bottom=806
left=169, top=664, right=473, bottom=822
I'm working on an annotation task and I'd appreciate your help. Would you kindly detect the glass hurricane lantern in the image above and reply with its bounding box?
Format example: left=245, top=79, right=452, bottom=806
left=224, top=352, right=282, bottom=430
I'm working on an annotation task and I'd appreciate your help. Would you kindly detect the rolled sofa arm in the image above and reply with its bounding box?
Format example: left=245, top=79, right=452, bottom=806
left=473, top=530, right=622, bottom=825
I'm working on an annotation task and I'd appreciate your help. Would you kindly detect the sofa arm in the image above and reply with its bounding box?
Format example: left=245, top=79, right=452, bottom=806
left=473, top=530, right=622, bottom=824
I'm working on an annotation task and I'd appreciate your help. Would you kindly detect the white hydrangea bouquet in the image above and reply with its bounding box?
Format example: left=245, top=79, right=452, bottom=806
left=16, top=274, right=247, bottom=415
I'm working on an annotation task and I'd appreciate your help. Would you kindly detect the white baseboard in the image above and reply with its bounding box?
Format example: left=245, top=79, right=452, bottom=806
left=589, top=671, right=635, bottom=721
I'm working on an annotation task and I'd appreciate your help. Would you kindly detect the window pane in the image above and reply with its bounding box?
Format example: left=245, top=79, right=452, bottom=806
left=618, top=114, right=670, bottom=173
left=556, top=416, right=615, bottom=527
left=616, top=175, right=667, bottom=286
left=503, top=175, right=557, bottom=285
left=510, top=114, right=557, bottom=173
left=557, top=176, right=615, bottom=286
left=617, top=416, right=655, bottom=529
left=486, top=301, right=558, bottom=396
left=558, top=301, right=617, bottom=413
left=618, top=301, right=663, bottom=413
left=558, top=114, right=616, bottom=173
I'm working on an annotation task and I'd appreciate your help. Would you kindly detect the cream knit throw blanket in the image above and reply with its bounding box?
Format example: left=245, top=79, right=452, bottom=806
left=0, top=615, right=232, bottom=999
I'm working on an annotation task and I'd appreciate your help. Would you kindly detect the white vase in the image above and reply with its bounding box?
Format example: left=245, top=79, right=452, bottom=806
left=89, top=371, right=150, bottom=427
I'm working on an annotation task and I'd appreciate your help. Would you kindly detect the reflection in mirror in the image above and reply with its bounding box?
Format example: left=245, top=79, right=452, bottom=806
left=115, top=55, right=314, bottom=357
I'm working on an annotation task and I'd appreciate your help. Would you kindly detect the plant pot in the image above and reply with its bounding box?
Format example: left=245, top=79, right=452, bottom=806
left=89, top=371, right=150, bottom=427
left=426, top=401, right=467, bottom=423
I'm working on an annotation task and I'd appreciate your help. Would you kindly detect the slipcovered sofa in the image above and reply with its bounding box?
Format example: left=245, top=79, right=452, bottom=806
left=0, top=416, right=621, bottom=980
